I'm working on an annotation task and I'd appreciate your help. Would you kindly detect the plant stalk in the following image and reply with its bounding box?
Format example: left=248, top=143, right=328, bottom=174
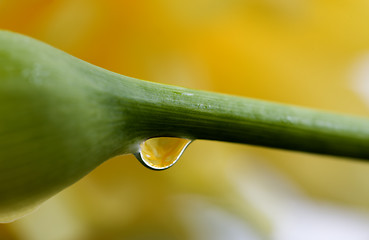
left=116, top=78, right=369, bottom=160
left=2, top=30, right=369, bottom=222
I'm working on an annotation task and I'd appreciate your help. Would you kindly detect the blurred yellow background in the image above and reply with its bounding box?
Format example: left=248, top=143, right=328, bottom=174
left=2, top=0, right=369, bottom=239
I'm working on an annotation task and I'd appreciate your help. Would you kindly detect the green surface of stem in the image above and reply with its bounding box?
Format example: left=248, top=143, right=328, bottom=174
left=132, top=81, right=369, bottom=159
left=1, top=30, right=369, bottom=221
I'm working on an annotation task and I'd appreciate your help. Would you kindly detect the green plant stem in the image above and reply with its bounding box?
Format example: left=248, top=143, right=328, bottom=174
left=2, top=30, right=369, bottom=221
left=107, top=76, right=369, bottom=160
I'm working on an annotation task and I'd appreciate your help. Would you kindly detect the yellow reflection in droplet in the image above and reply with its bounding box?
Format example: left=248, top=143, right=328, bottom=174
left=135, top=137, right=192, bottom=170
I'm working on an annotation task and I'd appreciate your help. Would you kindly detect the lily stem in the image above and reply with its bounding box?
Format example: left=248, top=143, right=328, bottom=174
left=119, top=78, right=369, bottom=160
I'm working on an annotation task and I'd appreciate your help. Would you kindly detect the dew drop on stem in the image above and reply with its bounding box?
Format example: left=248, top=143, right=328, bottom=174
left=134, top=137, right=192, bottom=170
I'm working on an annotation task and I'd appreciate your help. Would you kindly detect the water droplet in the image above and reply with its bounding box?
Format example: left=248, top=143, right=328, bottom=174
left=134, top=137, right=192, bottom=170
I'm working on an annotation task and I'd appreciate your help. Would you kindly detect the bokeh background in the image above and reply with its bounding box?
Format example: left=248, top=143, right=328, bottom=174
left=2, top=0, right=369, bottom=239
